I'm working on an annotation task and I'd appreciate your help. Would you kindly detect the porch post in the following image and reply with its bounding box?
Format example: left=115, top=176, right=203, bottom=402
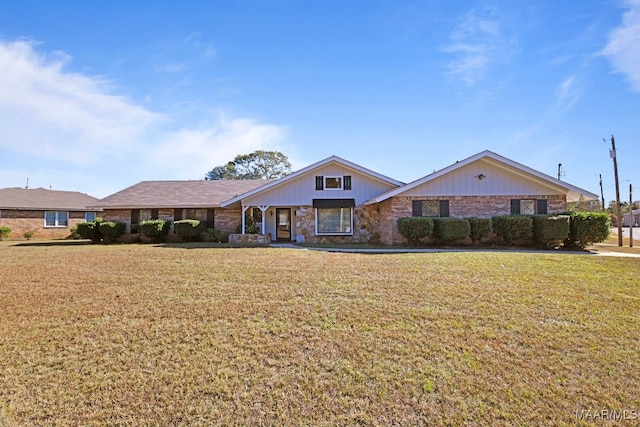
left=258, top=205, right=269, bottom=234
left=241, top=205, right=250, bottom=235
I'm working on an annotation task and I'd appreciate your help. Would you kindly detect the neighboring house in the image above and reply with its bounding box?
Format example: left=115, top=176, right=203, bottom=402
left=93, top=151, right=600, bottom=245
left=623, top=210, right=640, bottom=227
left=0, top=187, right=101, bottom=239
left=363, top=150, right=600, bottom=245
left=220, top=156, right=404, bottom=243
left=93, top=180, right=273, bottom=236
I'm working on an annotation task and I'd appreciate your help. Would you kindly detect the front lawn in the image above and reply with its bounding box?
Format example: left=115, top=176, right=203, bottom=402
left=0, top=244, right=638, bottom=425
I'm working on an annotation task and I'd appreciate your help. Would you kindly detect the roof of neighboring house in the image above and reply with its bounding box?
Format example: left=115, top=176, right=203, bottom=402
left=93, top=180, right=273, bottom=209
left=220, top=155, right=404, bottom=208
left=364, top=150, right=600, bottom=204
left=0, top=187, right=101, bottom=211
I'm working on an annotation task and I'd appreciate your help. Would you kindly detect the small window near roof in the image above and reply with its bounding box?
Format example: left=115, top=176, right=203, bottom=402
left=85, top=212, right=97, bottom=222
left=44, top=211, right=68, bottom=227
left=324, top=176, right=343, bottom=190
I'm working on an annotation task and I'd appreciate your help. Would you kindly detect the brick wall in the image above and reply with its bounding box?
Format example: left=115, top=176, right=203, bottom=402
left=0, top=209, right=88, bottom=239
left=378, top=195, right=567, bottom=245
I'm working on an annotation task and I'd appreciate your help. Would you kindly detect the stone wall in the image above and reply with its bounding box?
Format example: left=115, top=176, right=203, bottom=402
left=228, top=233, right=271, bottom=245
left=294, top=204, right=383, bottom=244
left=379, top=195, right=567, bottom=245
left=0, top=209, right=87, bottom=239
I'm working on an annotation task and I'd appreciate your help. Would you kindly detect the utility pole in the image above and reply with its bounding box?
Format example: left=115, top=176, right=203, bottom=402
left=609, top=135, right=623, bottom=246
left=599, top=174, right=605, bottom=212
left=630, top=184, right=633, bottom=248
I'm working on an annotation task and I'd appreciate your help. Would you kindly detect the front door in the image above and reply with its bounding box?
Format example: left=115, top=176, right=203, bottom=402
left=275, top=208, right=292, bottom=241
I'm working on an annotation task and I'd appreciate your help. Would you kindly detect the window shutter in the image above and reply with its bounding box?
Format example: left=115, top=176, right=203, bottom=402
left=315, top=176, right=324, bottom=191
left=510, top=199, right=520, bottom=215
left=412, top=200, right=423, bottom=217
left=151, top=209, right=159, bottom=219
left=537, top=199, right=548, bottom=215
left=174, top=209, right=183, bottom=221
left=343, top=175, right=352, bottom=190
left=131, top=209, right=140, bottom=225
left=439, top=200, right=450, bottom=217
left=207, top=208, right=215, bottom=229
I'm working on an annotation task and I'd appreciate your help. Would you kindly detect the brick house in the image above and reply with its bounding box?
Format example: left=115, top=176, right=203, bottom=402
left=93, top=180, right=272, bottom=238
left=93, top=151, right=599, bottom=245
left=0, top=187, right=101, bottom=239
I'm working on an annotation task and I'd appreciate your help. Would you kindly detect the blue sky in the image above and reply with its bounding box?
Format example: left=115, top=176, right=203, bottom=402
left=0, top=1, right=638, bottom=203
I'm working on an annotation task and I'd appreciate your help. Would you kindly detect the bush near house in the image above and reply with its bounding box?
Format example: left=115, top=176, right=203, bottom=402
left=467, top=217, right=492, bottom=245
left=205, top=228, right=223, bottom=243
left=397, top=217, right=434, bottom=246
left=492, top=215, right=533, bottom=245
left=139, top=219, right=171, bottom=242
left=432, top=218, right=470, bottom=243
left=0, top=226, right=11, bottom=240
left=76, top=218, right=126, bottom=244
left=532, top=215, right=570, bottom=247
left=76, top=218, right=104, bottom=243
left=566, top=211, right=611, bottom=248
left=174, top=220, right=205, bottom=242
left=98, top=221, right=127, bottom=244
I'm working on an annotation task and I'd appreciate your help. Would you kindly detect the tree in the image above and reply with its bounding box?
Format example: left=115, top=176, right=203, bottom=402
left=204, top=150, right=292, bottom=180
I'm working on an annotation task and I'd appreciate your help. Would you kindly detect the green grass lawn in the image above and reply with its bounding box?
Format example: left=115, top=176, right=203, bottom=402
left=1, top=243, right=639, bottom=426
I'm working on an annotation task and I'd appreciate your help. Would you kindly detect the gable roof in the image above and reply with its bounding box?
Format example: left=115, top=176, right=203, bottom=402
left=0, top=187, right=100, bottom=211
left=220, top=155, right=405, bottom=208
left=364, top=150, right=600, bottom=204
left=93, top=180, right=272, bottom=209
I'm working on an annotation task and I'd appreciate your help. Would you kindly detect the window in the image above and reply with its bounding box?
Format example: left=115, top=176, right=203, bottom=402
left=412, top=200, right=450, bottom=217
left=315, top=175, right=352, bottom=191
left=44, top=211, right=68, bottom=227
left=316, top=207, right=353, bottom=235
left=510, top=199, right=547, bottom=215
left=85, top=212, right=97, bottom=222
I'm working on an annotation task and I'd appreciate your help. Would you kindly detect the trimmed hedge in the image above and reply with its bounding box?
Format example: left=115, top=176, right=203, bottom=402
left=468, top=217, right=492, bottom=245
left=532, top=215, right=570, bottom=247
left=397, top=217, right=434, bottom=246
left=433, top=218, right=470, bottom=242
left=566, top=211, right=610, bottom=247
left=174, top=219, right=204, bottom=241
left=492, top=215, right=533, bottom=244
left=76, top=218, right=104, bottom=243
left=98, top=221, right=126, bottom=244
left=139, top=219, right=171, bottom=242
left=0, top=226, right=11, bottom=240
left=76, top=218, right=126, bottom=243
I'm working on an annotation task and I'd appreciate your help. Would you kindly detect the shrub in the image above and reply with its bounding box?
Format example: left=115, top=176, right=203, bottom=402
left=467, top=218, right=492, bottom=245
left=532, top=215, right=570, bottom=247
left=205, top=228, right=223, bottom=243
left=235, top=216, right=259, bottom=234
left=397, top=217, right=434, bottom=246
left=139, top=219, right=171, bottom=242
left=98, top=221, right=126, bottom=244
left=175, top=219, right=204, bottom=242
left=566, top=211, right=610, bottom=247
left=432, top=218, right=470, bottom=243
left=0, top=226, right=11, bottom=240
left=492, top=215, right=533, bottom=245
left=23, top=231, right=35, bottom=240
left=76, top=218, right=104, bottom=243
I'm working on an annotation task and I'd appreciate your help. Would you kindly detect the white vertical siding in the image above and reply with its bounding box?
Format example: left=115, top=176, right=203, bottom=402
left=402, top=160, right=565, bottom=197
left=243, top=164, right=399, bottom=206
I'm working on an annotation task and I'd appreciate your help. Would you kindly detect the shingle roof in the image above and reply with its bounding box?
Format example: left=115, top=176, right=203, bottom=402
left=93, top=180, right=273, bottom=209
left=0, top=187, right=101, bottom=211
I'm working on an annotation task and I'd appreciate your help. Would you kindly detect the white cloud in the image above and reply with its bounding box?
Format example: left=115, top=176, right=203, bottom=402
left=443, top=8, right=513, bottom=85
left=554, top=75, right=580, bottom=112
left=603, top=0, right=640, bottom=92
left=0, top=40, right=286, bottom=197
